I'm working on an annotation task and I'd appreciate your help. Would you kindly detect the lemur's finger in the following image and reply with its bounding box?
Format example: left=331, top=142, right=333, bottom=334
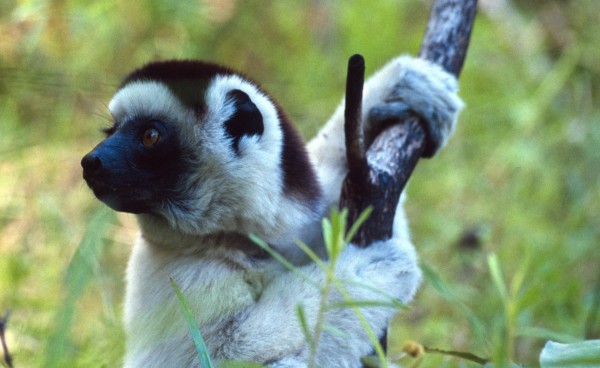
left=365, top=102, right=412, bottom=148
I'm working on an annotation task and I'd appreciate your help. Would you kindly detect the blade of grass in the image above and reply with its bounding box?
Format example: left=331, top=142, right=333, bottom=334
left=322, top=324, right=347, bottom=339
left=488, top=253, right=509, bottom=304
left=330, top=300, right=405, bottom=309
left=249, top=234, right=319, bottom=288
left=169, top=277, right=215, bottom=368
left=421, top=263, right=486, bottom=341
left=516, top=327, right=580, bottom=344
left=487, top=253, right=516, bottom=365
left=345, top=207, right=373, bottom=244
left=295, top=240, right=329, bottom=272
left=331, top=279, right=389, bottom=368
left=338, top=279, right=408, bottom=310
left=218, top=360, right=265, bottom=368
left=297, top=305, right=314, bottom=346
left=322, top=216, right=334, bottom=260
left=45, top=206, right=115, bottom=368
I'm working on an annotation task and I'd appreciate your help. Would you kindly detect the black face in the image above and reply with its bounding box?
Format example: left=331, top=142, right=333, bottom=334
left=81, top=118, right=187, bottom=214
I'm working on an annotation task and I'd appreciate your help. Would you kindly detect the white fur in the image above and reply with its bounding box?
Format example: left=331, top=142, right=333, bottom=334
left=123, top=227, right=421, bottom=367
left=112, top=56, right=462, bottom=367
left=109, top=81, right=195, bottom=128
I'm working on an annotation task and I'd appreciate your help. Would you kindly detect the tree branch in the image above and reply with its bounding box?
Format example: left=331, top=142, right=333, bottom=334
left=0, top=310, right=13, bottom=368
left=340, top=0, right=477, bottom=246
left=419, top=0, right=478, bottom=76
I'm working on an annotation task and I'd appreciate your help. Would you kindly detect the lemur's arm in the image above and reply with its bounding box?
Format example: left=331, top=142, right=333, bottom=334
left=214, top=237, right=420, bottom=367
left=207, top=56, right=464, bottom=366
left=307, top=55, right=464, bottom=207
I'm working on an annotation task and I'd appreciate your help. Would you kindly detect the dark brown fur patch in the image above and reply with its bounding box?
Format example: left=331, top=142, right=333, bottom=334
left=275, top=107, right=323, bottom=211
left=121, top=60, right=236, bottom=87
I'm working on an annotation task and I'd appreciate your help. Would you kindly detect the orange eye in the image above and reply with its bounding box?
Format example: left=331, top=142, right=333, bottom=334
left=142, top=128, right=160, bottom=147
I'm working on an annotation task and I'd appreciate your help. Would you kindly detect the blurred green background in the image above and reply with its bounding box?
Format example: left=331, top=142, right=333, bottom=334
left=1, top=0, right=599, bottom=367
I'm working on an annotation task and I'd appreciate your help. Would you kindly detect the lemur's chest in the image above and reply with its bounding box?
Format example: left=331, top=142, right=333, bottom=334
left=123, top=236, right=276, bottom=350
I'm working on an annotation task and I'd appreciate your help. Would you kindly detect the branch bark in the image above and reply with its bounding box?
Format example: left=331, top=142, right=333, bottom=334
left=340, top=0, right=478, bottom=246
left=0, top=310, right=13, bottom=368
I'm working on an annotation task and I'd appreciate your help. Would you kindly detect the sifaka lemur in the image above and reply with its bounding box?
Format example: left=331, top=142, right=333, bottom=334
left=81, top=55, right=462, bottom=367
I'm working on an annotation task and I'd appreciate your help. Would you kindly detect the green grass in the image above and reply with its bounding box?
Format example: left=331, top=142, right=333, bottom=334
left=1, top=1, right=599, bottom=367
left=169, top=277, right=215, bottom=368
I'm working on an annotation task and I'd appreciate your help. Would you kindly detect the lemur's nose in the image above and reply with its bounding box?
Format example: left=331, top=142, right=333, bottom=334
left=81, top=153, right=103, bottom=176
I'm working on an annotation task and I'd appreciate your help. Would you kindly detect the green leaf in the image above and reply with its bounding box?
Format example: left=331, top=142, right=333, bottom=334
left=361, top=355, right=385, bottom=368
left=483, top=363, right=522, bottom=368
left=329, top=299, right=404, bottom=310
left=332, top=208, right=347, bottom=258
left=322, top=216, right=334, bottom=259
left=295, top=240, right=328, bottom=272
left=488, top=253, right=509, bottom=304
left=421, top=263, right=486, bottom=341
left=338, top=279, right=407, bottom=309
left=45, top=206, right=115, bottom=368
left=169, top=277, right=215, bottom=368
left=323, top=208, right=349, bottom=263
left=322, top=324, right=347, bottom=338
left=296, top=305, right=313, bottom=346
left=250, top=234, right=319, bottom=288
left=540, top=340, right=600, bottom=367
left=218, top=360, right=265, bottom=368
left=516, top=326, right=580, bottom=344
left=345, top=206, right=373, bottom=244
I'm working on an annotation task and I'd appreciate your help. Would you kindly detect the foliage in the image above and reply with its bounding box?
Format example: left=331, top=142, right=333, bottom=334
left=0, top=0, right=599, bottom=367
left=169, top=278, right=215, bottom=368
left=44, top=207, right=116, bottom=368
left=539, top=340, right=600, bottom=368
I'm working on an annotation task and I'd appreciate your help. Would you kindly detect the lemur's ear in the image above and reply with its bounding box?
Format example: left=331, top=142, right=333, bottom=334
left=224, top=89, right=264, bottom=154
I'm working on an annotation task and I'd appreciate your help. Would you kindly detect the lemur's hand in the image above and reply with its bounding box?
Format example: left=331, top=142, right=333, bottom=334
left=307, top=55, right=464, bottom=212
left=364, top=56, right=463, bottom=157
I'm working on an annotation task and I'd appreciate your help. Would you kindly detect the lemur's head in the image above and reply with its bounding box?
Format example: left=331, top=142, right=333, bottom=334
left=82, top=61, right=322, bottom=240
